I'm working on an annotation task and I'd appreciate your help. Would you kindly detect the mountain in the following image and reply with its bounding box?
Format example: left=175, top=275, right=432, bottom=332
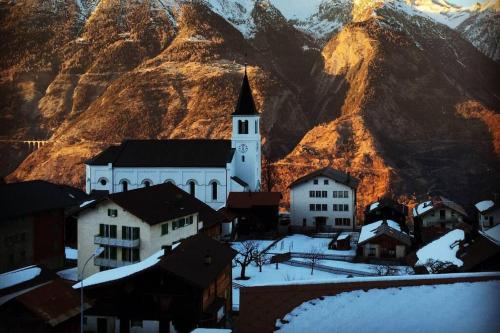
left=1, top=0, right=499, bottom=215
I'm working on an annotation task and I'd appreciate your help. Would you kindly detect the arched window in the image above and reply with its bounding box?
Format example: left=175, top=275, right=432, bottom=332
left=98, top=178, right=108, bottom=186
left=188, top=180, right=196, bottom=196
left=141, top=179, right=152, bottom=188
left=210, top=181, right=218, bottom=201
left=238, top=120, right=249, bottom=134
left=242, top=155, right=245, bottom=162
left=164, top=179, right=175, bottom=185
left=120, top=179, right=129, bottom=192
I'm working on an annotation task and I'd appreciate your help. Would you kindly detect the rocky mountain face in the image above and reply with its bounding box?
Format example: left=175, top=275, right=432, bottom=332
left=1, top=0, right=499, bottom=216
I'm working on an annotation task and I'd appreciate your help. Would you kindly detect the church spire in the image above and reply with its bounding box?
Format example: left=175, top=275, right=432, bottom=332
left=232, top=65, right=259, bottom=116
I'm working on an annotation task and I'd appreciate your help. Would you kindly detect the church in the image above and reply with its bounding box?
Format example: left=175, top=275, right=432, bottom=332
left=85, top=69, right=261, bottom=209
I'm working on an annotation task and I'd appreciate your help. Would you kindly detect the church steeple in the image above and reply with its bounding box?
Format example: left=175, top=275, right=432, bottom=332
left=232, top=65, right=259, bottom=116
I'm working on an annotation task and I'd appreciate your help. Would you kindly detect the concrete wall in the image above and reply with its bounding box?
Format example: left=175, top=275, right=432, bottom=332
left=77, top=201, right=197, bottom=278
left=290, top=176, right=356, bottom=230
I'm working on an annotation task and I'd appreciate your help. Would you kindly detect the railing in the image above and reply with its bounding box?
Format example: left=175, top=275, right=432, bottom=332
left=94, top=235, right=140, bottom=248
left=94, top=257, right=139, bottom=268
left=284, top=259, right=376, bottom=277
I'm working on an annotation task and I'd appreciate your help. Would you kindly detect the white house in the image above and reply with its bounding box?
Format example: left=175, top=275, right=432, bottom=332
left=357, top=219, right=411, bottom=259
left=413, top=196, right=467, bottom=229
left=475, top=200, right=500, bottom=231
left=289, top=167, right=359, bottom=232
left=77, top=183, right=226, bottom=278
left=85, top=70, right=261, bottom=210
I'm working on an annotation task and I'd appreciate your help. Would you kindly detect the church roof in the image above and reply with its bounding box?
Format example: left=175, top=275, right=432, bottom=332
left=86, top=139, right=235, bottom=168
left=232, top=70, right=259, bottom=116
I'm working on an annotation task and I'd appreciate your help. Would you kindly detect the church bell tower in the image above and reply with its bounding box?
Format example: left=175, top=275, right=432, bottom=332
left=231, top=66, right=261, bottom=191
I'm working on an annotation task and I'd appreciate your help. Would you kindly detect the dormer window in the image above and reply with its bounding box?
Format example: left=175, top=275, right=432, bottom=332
left=313, top=179, right=318, bottom=185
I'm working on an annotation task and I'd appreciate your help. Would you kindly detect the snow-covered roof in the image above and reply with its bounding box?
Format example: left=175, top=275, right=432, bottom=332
left=0, top=265, right=42, bottom=290
left=65, top=247, right=78, bottom=260
left=73, top=249, right=164, bottom=289
left=275, top=280, right=500, bottom=333
left=475, top=200, right=495, bottom=213
left=336, top=233, right=350, bottom=241
left=369, top=201, right=379, bottom=211
left=412, top=200, right=433, bottom=217
left=358, top=220, right=405, bottom=244
left=191, top=329, right=231, bottom=333
left=57, top=267, right=78, bottom=282
left=79, top=199, right=95, bottom=208
left=416, top=229, right=465, bottom=272
left=481, top=224, right=500, bottom=246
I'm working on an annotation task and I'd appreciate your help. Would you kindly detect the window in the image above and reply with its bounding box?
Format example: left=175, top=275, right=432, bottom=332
left=255, top=120, right=258, bottom=133
left=302, top=218, right=306, bottom=227
left=120, top=179, right=129, bottom=192
left=242, top=155, right=245, bottom=162
left=210, top=181, right=218, bottom=200
left=440, top=210, right=446, bottom=220
left=188, top=181, right=196, bottom=196
left=100, top=246, right=117, bottom=260
left=122, top=226, right=139, bottom=240
left=172, top=220, right=177, bottom=230
left=343, top=204, right=349, bottom=211
left=161, top=223, right=168, bottom=235
left=122, top=248, right=139, bottom=262
left=368, top=247, right=376, bottom=257
left=179, top=218, right=186, bottom=228
left=313, top=179, right=318, bottom=185
left=186, top=215, right=194, bottom=225
left=316, top=191, right=321, bottom=197
left=343, top=218, right=351, bottom=226
left=322, top=191, right=327, bottom=198
left=321, top=204, right=327, bottom=211
left=164, top=179, right=175, bottom=185
left=99, top=178, right=107, bottom=186
left=489, top=216, right=494, bottom=226
left=344, top=191, right=349, bottom=198
left=333, top=191, right=338, bottom=198
left=310, top=204, right=315, bottom=211
left=335, top=218, right=342, bottom=226
left=99, top=224, right=117, bottom=238
left=131, top=320, right=143, bottom=328
left=107, top=209, right=118, bottom=217
left=324, top=179, right=329, bottom=185
left=142, top=180, right=151, bottom=187
left=309, top=191, right=315, bottom=198
left=315, top=204, right=322, bottom=211
left=333, top=204, right=338, bottom=211
left=238, top=120, right=249, bottom=134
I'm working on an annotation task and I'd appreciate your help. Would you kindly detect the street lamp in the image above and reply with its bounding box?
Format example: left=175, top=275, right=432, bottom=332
left=80, top=247, right=104, bottom=333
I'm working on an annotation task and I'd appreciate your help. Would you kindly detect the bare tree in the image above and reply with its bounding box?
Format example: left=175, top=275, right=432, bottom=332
left=253, top=250, right=268, bottom=272
left=305, top=246, right=324, bottom=275
left=234, top=240, right=258, bottom=280
left=261, top=156, right=278, bottom=192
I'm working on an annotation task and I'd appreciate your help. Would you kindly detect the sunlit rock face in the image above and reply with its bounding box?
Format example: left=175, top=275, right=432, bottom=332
left=1, top=0, right=499, bottom=216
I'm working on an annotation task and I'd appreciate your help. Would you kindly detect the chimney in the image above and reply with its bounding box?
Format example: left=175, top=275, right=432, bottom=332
left=162, top=245, right=172, bottom=254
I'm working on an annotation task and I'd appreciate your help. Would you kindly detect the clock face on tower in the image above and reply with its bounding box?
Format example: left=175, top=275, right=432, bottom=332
left=238, top=143, right=248, bottom=153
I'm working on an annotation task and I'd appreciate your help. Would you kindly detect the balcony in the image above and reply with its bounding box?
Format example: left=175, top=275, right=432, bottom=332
left=94, top=257, right=139, bottom=268
left=94, top=235, right=140, bottom=248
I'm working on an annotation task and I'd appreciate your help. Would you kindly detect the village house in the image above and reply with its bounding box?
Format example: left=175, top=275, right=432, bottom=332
left=226, top=191, right=282, bottom=236
left=0, top=180, right=88, bottom=273
left=412, top=196, right=468, bottom=244
left=76, top=234, right=236, bottom=333
left=77, top=183, right=229, bottom=278
left=289, top=167, right=359, bottom=232
left=85, top=70, right=261, bottom=210
left=357, top=220, right=412, bottom=260
left=475, top=200, right=499, bottom=231
left=364, top=197, right=408, bottom=230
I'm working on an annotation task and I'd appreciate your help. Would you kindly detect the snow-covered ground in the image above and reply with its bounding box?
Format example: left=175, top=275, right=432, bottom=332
left=0, top=265, right=41, bottom=290
left=57, top=267, right=79, bottom=281
left=232, top=262, right=346, bottom=310
left=292, top=258, right=413, bottom=275
left=416, top=229, right=464, bottom=272
left=275, top=280, right=500, bottom=332
left=266, top=235, right=356, bottom=256
left=231, top=240, right=275, bottom=254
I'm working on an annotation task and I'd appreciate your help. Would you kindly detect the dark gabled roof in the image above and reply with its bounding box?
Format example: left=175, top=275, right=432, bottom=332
left=86, top=140, right=235, bottom=167
left=232, top=70, right=259, bottom=116
left=365, top=197, right=408, bottom=215
left=289, top=167, right=359, bottom=189
left=15, top=279, right=91, bottom=326
left=0, top=180, right=89, bottom=222
left=459, top=233, right=500, bottom=272
left=227, top=192, right=282, bottom=209
left=105, top=183, right=207, bottom=225
left=158, top=234, right=237, bottom=289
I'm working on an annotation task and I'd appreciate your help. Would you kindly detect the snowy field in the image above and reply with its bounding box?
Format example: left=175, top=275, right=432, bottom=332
left=266, top=235, right=356, bottom=256
left=232, top=262, right=346, bottom=311
left=275, top=280, right=500, bottom=333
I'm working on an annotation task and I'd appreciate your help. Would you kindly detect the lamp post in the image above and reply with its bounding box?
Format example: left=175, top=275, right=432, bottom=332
left=80, top=247, right=104, bottom=333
